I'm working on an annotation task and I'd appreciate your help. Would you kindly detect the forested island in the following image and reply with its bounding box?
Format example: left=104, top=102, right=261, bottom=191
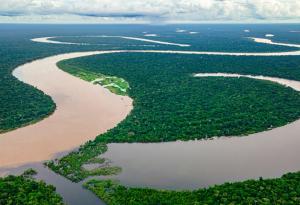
left=46, top=143, right=121, bottom=182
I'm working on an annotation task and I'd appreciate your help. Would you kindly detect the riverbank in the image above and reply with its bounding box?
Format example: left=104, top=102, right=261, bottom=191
left=0, top=51, right=132, bottom=168
left=4, top=45, right=299, bottom=168
left=2, top=48, right=300, bottom=197
left=48, top=52, right=300, bottom=189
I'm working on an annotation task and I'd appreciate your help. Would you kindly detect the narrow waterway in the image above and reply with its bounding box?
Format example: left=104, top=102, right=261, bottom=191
left=0, top=163, right=105, bottom=205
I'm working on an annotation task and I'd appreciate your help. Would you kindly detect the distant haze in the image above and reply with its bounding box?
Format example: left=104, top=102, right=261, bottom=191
left=0, top=0, right=300, bottom=24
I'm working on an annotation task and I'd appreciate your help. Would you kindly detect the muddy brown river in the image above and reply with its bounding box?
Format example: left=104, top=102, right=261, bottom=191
left=1, top=46, right=300, bottom=204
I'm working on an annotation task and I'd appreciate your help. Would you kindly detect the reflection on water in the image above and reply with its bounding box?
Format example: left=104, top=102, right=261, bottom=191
left=102, top=118, right=300, bottom=190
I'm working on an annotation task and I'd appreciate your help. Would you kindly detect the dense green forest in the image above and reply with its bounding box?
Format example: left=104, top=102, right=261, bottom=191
left=0, top=28, right=72, bottom=133
left=49, top=53, right=300, bottom=182
left=2, top=24, right=300, bottom=204
left=0, top=171, right=64, bottom=205
left=54, top=33, right=298, bottom=53
left=84, top=171, right=300, bottom=205
left=58, top=53, right=300, bottom=143
left=0, top=25, right=142, bottom=132
left=0, top=53, right=56, bottom=133
left=1, top=24, right=300, bottom=132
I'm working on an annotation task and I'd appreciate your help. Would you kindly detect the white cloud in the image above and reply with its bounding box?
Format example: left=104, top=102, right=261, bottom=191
left=0, top=0, right=299, bottom=23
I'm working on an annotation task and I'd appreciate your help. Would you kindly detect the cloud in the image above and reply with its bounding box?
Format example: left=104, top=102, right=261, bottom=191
left=0, top=11, right=24, bottom=17
left=0, top=0, right=299, bottom=23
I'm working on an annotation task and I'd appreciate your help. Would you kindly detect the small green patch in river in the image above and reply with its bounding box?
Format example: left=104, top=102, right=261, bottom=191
left=46, top=143, right=121, bottom=182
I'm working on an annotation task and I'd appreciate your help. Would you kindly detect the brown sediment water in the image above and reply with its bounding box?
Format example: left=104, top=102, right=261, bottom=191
left=0, top=51, right=132, bottom=168
left=1, top=47, right=300, bottom=191
left=3, top=48, right=288, bottom=170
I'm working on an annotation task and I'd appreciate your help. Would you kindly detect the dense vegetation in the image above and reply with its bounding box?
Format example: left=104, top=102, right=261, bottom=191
left=85, top=171, right=300, bottom=205
left=46, top=143, right=121, bottom=182
left=2, top=24, right=300, bottom=133
left=0, top=24, right=146, bottom=132
left=0, top=26, right=72, bottom=133
left=49, top=53, right=300, bottom=182
left=0, top=63, right=55, bottom=133
left=0, top=170, right=64, bottom=205
left=2, top=24, right=300, bottom=203
left=58, top=60, right=129, bottom=95
left=54, top=29, right=299, bottom=53
left=58, top=53, right=300, bottom=143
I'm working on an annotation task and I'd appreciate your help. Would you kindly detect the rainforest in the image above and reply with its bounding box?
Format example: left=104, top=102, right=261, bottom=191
left=1, top=24, right=300, bottom=205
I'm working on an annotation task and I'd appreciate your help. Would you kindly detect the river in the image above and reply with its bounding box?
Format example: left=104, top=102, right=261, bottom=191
left=1, top=37, right=300, bottom=203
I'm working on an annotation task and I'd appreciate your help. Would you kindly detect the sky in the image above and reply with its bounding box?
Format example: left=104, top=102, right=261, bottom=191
left=0, top=0, right=299, bottom=24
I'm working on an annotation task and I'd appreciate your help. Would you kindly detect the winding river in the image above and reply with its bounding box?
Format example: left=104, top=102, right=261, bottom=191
left=1, top=36, right=300, bottom=203
left=0, top=51, right=132, bottom=168
left=101, top=73, right=300, bottom=189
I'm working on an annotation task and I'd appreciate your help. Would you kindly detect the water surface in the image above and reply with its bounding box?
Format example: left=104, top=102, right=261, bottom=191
left=102, top=119, right=300, bottom=190
left=100, top=73, right=300, bottom=190
left=0, top=51, right=132, bottom=168
left=0, top=164, right=105, bottom=205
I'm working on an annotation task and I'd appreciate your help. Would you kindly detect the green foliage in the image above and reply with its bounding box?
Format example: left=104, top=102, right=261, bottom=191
left=87, top=167, right=122, bottom=177
left=46, top=143, right=121, bottom=182
left=61, top=53, right=300, bottom=143
left=0, top=75, right=56, bottom=133
left=21, top=168, right=38, bottom=178
left=0, top=31, right=72, bottom=133
left=49, top=53, right=300, bottom=182
left=58, top=60, right=129, bottom=95
left=2, top=26, right=300, bottom=203
left=84, top=172, right=300, bottom=205
left=0, top=174, right=64, bottom=205
left=0, top=34, right=64, bottom=133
